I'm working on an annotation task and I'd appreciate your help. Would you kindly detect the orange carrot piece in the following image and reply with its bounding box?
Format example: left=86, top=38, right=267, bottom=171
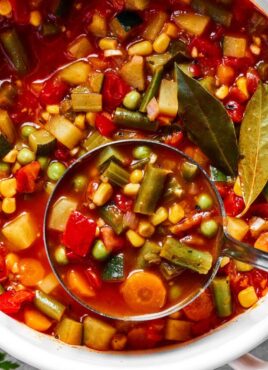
left=18, top=258, right=45, bottom=287
left=183, top=290, right=214, bottom=322
left=67, top=268, right=96, bottom=298
left=24, top=308, right=52, bottom=332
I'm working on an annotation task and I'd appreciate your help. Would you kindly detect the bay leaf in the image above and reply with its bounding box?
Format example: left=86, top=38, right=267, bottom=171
left=175, top=64, right=239, bottom=176
left=238, top=82, right=268, bottom=215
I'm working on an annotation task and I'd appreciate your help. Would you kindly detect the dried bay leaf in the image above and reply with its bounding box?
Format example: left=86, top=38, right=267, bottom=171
left=175, top=65, right=239, bottom=176
left=239, top=83, right=268, bottom=215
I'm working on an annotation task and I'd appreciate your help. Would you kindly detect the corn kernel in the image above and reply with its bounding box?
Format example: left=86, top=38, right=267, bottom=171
left=191, top=47, right=198, bottom=58
left=46, top=104, right=59, bottom=115
left=0, top=178, right=17, bottom=198
left=0, top=0, right=11, bottom=16
left=29, top=10, right=42, bottom=27
left=2, top=197, right=16, bottom=214
left=153, top=33, right=171, bottom=54
left=5, top=252, right=19, bottom=273
left=86, top=112, right=96, bottom=127
left=163, top=23, right=178, bottom=38
left=151, top=206, right=168, bottom=226
left=168, top=204, right=185, bottom=224
left=74, top=114, right=86, bottom=130
left=128, top=41, right=153, bottom=56
left=250, top=44, right=261, bottom=55
left=233, top=177, right=242, bottom=197
left=99, top=37, right=118, bottom=50
left=88, top=13, right=107, bottom=38
left=238, top=286, right=258, bottom=308
left=253, top=36, right=261, bottom=46
left=235, top=260, right=253, bottom=272
left=126, top=230, right=145, bottom=247
left=41, top=111, right=50, bottom=121
left=130, top=169, right=143, bottom=184
left=220, top=256, right=230, bottom=268
left=3, top=149, right=18, bottom=164
left=123, top=183, right=140, bottom=197
left=215, top=85, right=229, bottom=100
left=93, top=183, right=113, bottom=207
left=138, top=221, right=155, bottom=238
left=236, top=77, right=249, bottom=99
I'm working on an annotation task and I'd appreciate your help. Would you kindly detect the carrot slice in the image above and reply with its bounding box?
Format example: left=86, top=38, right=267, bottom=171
left=24, top=308, right=52, bottom=332
left=18, top=258, right=45, bottom=287
left=183, top=290, right=214, bottom=322
left=121, top=271, right=167, bottom=314
left=67, top=268, right=96, bottom=298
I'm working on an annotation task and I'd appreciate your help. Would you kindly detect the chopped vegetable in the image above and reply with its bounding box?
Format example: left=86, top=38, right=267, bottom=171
left=114, top=108, right=159, bottom=132
left=165, top=319, right=192, bottom=341
left=102, top=161, right=129, bottom=187
left=173, top=13, right=210, bottom=36
left=24, top=308, right=52, bottom=332
left=136, top=241, right=161, bottom=269
left=212, top=277, right=232, bottom=317
left=0, top=290, right=34, bottom=314
left=223, top=36, right=247, bottom=58
left=83, top=316, right=116, bottom=350
left=55, top=317, right=83, bottom=345
left=16, top=161, right=40, bottom=193
left=67, top=268, right=96, bottom=297
left=158, top=79, right=178, bottom=117
left=120, top=56, right=145, bottom=91
left=100, top=203, right=125, bottom=235
left=34, top=290, right=66, bottom=321
left=59, top=61, right=91, bottom=85
left=140, top=67, right=163, bottom=113
left=102, top=253, right=125, bottom=281
left=48, top=197, right=78, bottom=232
left=29, top=129, right=56, bottom=156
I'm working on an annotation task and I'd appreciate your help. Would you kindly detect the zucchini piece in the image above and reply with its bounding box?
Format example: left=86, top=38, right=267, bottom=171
left=59, top=61, right=91, bottom=85
left=136, top=241, right=161, bottom=269
left=140, top=67, right=163, bottom=113
left=102, top=161, right=129, bottom=187
left=126, top=0, right=150, bottom=10
left=192, top=0, right=233, bottom=27
left=212, top=277, right=232, bottom=317
left=143, top=11, right=168, bottom=41
left=160, top=261, right=184, bottom=281
left=67, top=36, right=93, bottom=59
left=165, top=319, right=192, bottom=341
left=160, top=238, right=213, bottom=275
left=102, top=253, right=125, bottom=282
left=82, top=130, right=110, bottom=151
left=2, top=212, right=38, bottom=251
left=48, top=197, right=78, bottom=232
left=173, top=13, right=210, bottom=36
left=83, top=316, right=116, bottom=351
left=99, top=203, right=125, bottom=235
left=29, top=129, right=56, bottom=156
left=120, top=56, right=145, bottom=91
left=158, top=79, right=178, bottom=117
left=116, top=11, right=143, bottom=32
left=97, top=146, right=125, bottom=169
left=223, top=35, right=247, bottom=58
left=71, top=91, right=102, bottom=112
left=55, top=317, right=83, bottom=345
left=114, top=108, right=159, bottom=132
left=45, top=115, right=83, bottom=149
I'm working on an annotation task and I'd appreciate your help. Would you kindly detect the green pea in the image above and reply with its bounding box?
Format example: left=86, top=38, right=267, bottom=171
left=72, top=174, right=87, bottom=192
left=200, top=219, right=218, bottom=238
left=92, top=240, right=109, bottom=261
left=45, top=181, right=55, bottom=195
left=197, top=193, right=213, bottom=210
left=123, top=90, right=141, bottom=110
left=54, top=245, right=69, bottom=265
left=0, top=162, right=10, bottom=175
left=47, top=161, right=66, bottom=182
left=38, top=156, right=50, bottom=171
left=133, top=146, right=152, bottom=160
left=181, top=161, right=198, bottom=181
left=17, top=148, right=35, bottom=165
left=168, top=285, right=182, bottom=301
left=21, top=125, right=36, bottom=139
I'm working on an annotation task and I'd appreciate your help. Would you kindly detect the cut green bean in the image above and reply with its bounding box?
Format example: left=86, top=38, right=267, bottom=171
left=97, top=146, right=125, bottom=169
left=83, top=130, right=110, bottom=151
left=212, top=277, right=232, bottom=317
left=160, top=237, right=213, bottom=274
left=136, top=241, right=161, bottom=269
left=55, top=317, right=83, bottom=345
left=181, top=161, right=198, bottom=181
left=0, top=29, right=29, bottom=75
left=102, top=161, right=129, bottom=187
left=134, top=164, right=169, bottom=215
left=34, top=290, right=66, bottom=321
left=99, top=203, right=125, bottom=235
left=139, top=66, right=163, bottom=113
left=114, top=108, right=159, bottom=132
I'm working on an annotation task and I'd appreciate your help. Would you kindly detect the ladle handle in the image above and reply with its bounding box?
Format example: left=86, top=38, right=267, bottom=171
left=223, top=232, right=268, bottom=272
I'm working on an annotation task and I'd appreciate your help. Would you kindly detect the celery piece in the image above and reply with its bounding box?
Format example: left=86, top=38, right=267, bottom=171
left=82, top=130, right=110, bottom=151
left=102, top=161, right=129, bottom=187
left=163, top=176, right=184, bottom=202
left=97, top=146, right=125, bottom=169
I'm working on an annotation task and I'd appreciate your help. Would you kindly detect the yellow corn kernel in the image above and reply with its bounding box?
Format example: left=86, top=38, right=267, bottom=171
left=2, top=197, right=16, bottom=214
left=111, top=333, right=127, bottom=351
left=238, top=286, right=258, bottom=308
left=86, top=112, right=96, bottom=127
left=74, top=114, right=86, bottom=130
left=3, top=149, right=18, bottom=163
left=5, top=252, right=19, bottom=273
left=12, top=162, right=21, bottom=174
left=235, top=260, right=253, bottom=272
left=220, top=256, right=230, bottom=268
left=41, top=111, right=50, bottom=121
left=163, top=23, right=178, bottom=38
left=250, top=44, right=261, bottom=55
left=128, top=41, right=153, bottom=56
left=168, top=204, right=185, bottom=224
left=227, top=217, right=249, bottom=241
left=88, top=13, right=107, bottom=37
left=46, top=104, right=60, bottom=115
left=126, top=230, right=145, bottom=248
left=153, top=33, right=171, bottom=54
left=233, top=177, right=242, bottom=197
left=0, top=0, right=11, bottom=16
left=253, top=36, right=261, bottom=46
left=130, top=169, right=143, bottom=184
left=93, top=182, right=113, bottom=206
left=99, top=38, right=118, bottom=50
left=138, top=221, right=155, bottom=238
left=29, top=10, right=42, bottom=27
left=0, top=178, right=17, bottom=198
left=123, top=183, right=140, bottom=197
left=236, top=76, right=249, bottom=98
left=150, top=206, right=168, bottom=226
left=215, top=85, right=229, bottom=100
left=191, top=46, right=198, bottom=58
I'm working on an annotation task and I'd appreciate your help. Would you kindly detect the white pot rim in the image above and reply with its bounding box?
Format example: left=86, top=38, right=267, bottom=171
left=1, top=296, right=268, bottom=370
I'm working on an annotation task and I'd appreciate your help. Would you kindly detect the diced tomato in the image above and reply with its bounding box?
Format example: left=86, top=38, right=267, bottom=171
left=102, top=72, right=130, bottom=111
left=40, top=77, right=69, bottom=106
left=183, top=290, right=214, bottom=321
left=190, top=37, right=222, bottom=75
left=62, top=211, right=97, bottom=257
left=16, top=161, right=41, bottom=193
left=225, top=100, right=245, bottom=123
left=246, top=68, right=260, bottom=95
left=228, top=87, right=248, bottom=103
left=248, top=203, right=268, bottom=218
left=192, top=319, right=213, bottom=337
left=95, top=113, right=117, bottom=137
left=54, top=144, right=70, bottom=162
left=128, top=321, right=164, bottom=349
left=9, top=0, right=29, bottom=24
left=164, top=131, right=184, bottom=148
left=223, top=57, right=254, bottom=74
left=0, top=290, right=34, bottom=314
left=189, top=64, right=202, bottom=78
left=0, top=254, right=7, bottom=283
left=224, top=190, right=245, bottom=217
left=100, top=226, right=125, bottom=251
left=115, top=193, right=133, bottom=213
left=215, top=183, right=230, bottom=198
left=85, top=266, right=102, bottom=289
left=210, top=25, right=225, bottom=42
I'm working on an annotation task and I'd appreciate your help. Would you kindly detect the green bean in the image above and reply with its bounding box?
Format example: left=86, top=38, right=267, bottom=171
left=114, top=108, right=159, bottom=132
left=34, top=290, right=66, bottom=321
left=160, top=237, right=213, bottom=274
left=55, top=317, right=83, bottom=345
left=134, top=164, right=169, bottom=215
left=163, top=176, right=184, bottom=202
left=136, top=241, right=161, bottom=269
left=139, top=66, right=163, bottom=113
left=212, top=277, right=232, bottom=317
left=102, top=161, right=129, bottom=187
